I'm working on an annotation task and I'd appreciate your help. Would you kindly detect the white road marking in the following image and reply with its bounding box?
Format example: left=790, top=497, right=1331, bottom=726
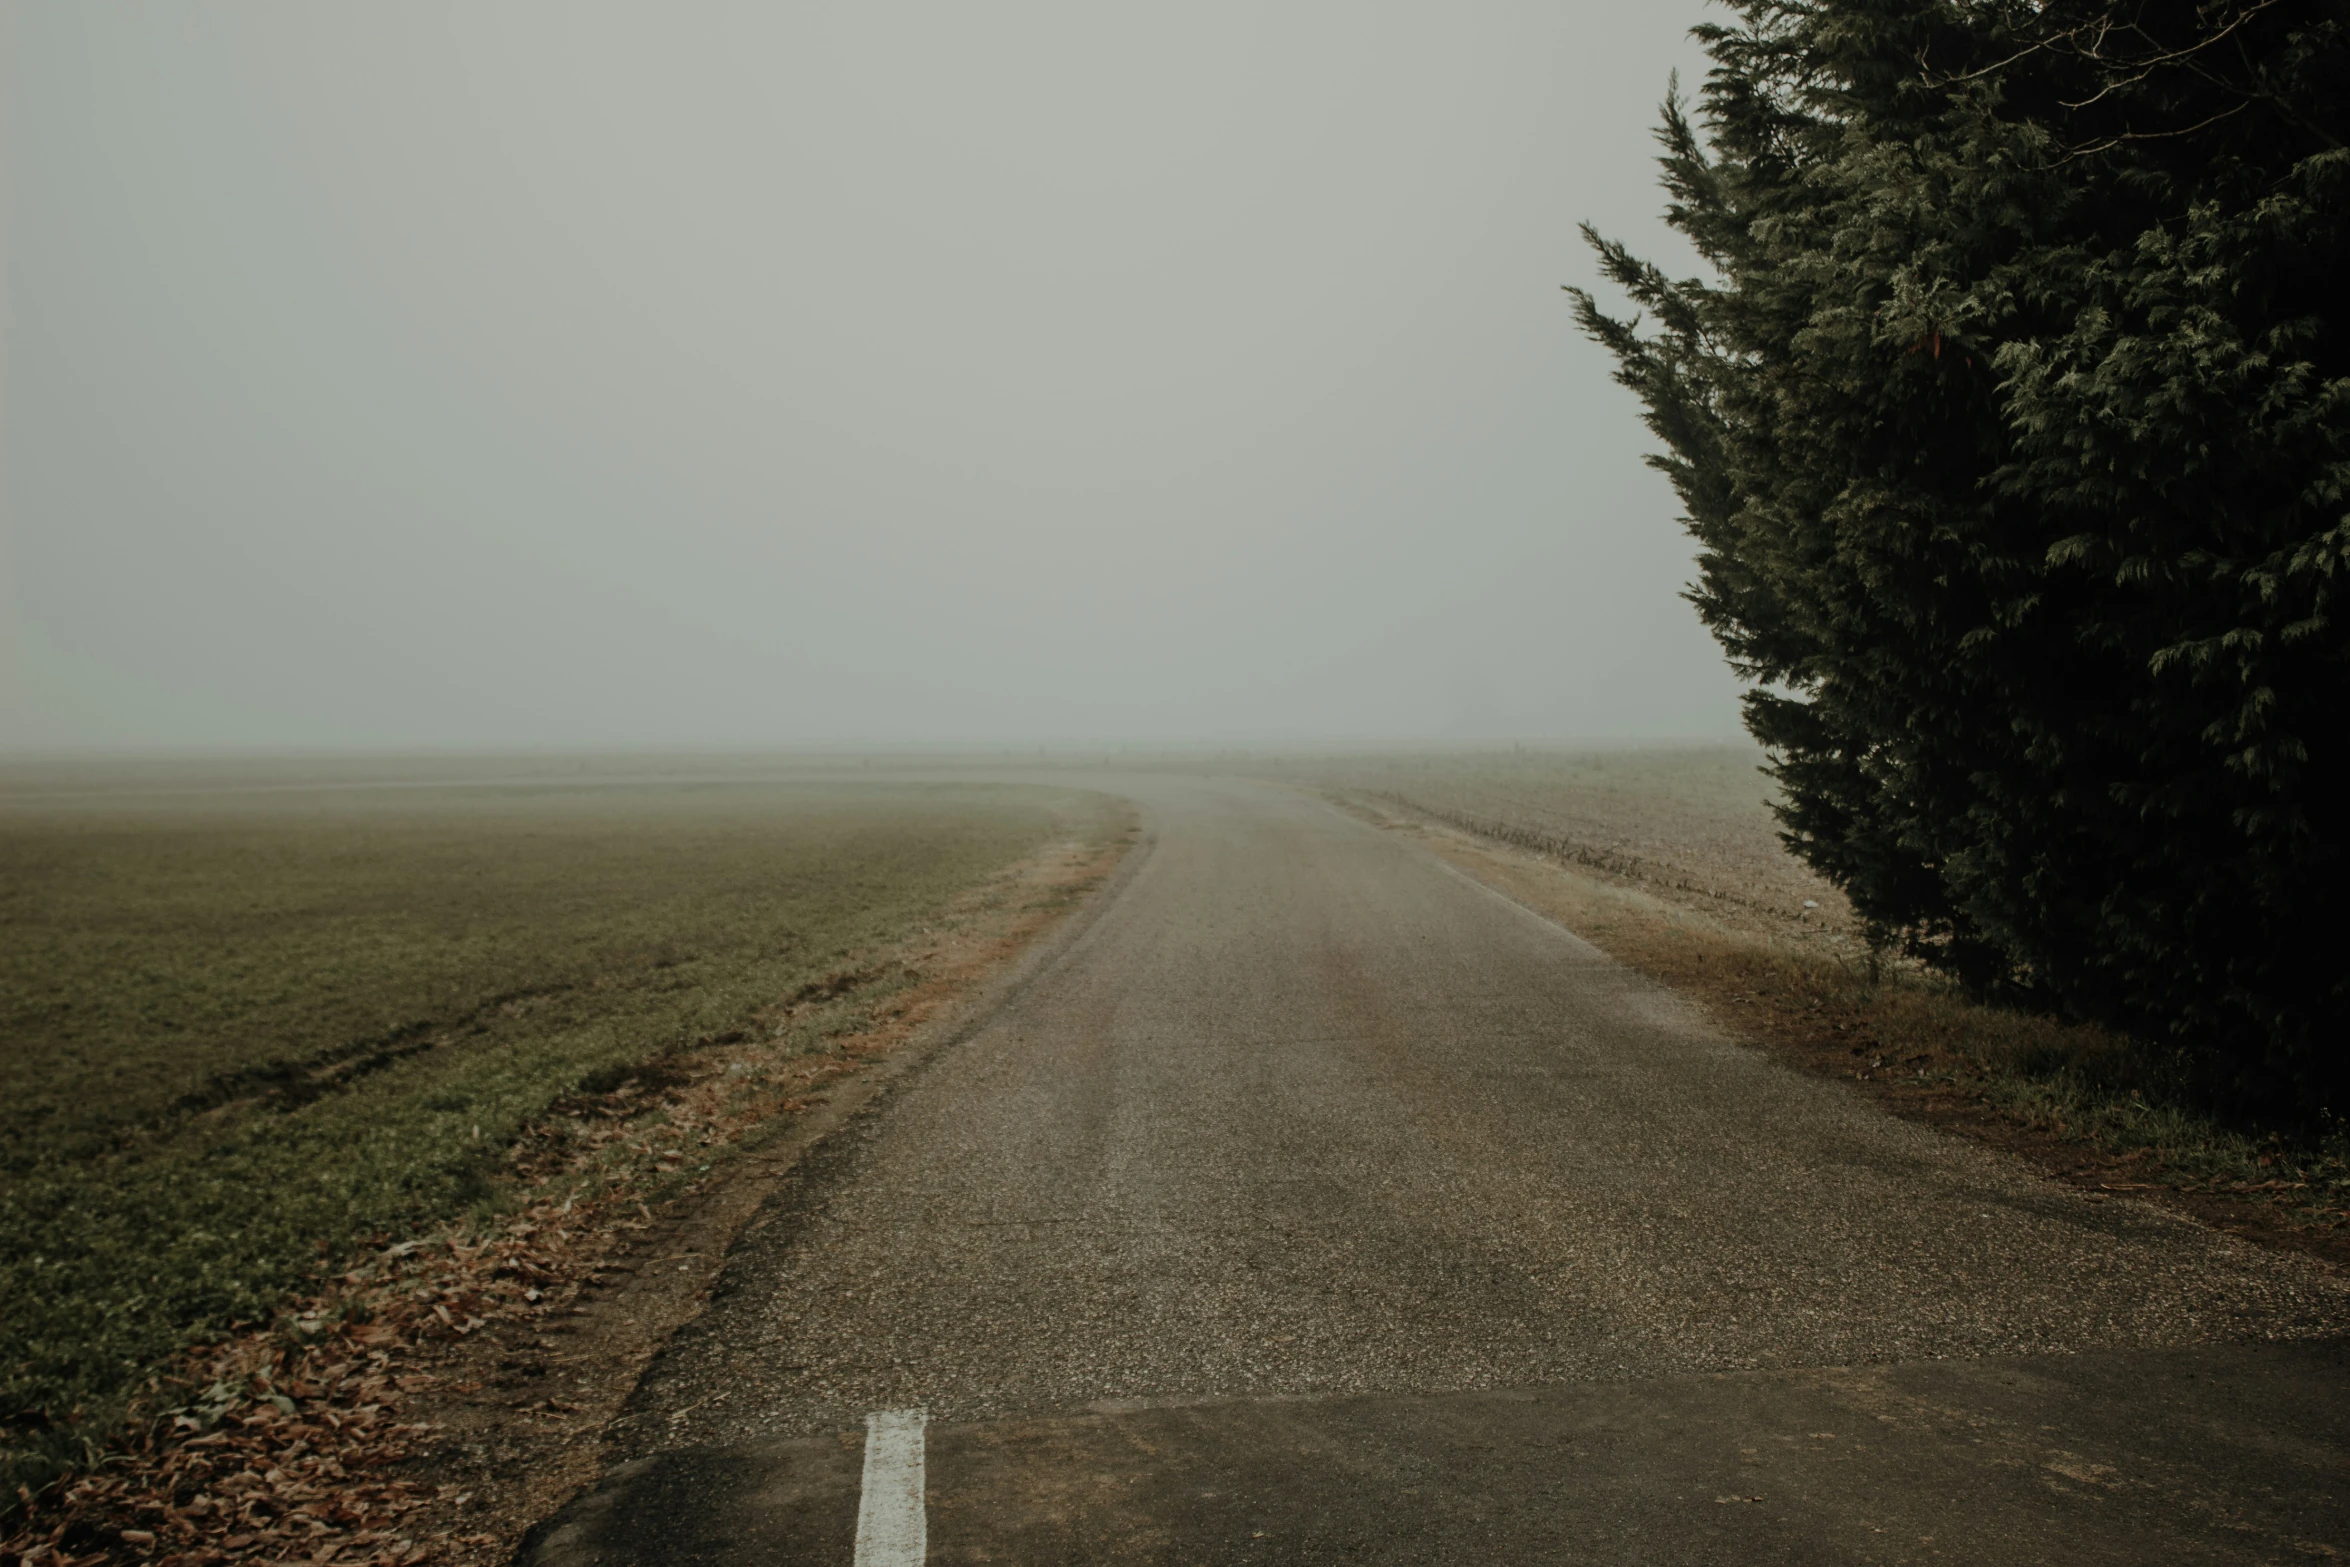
left=853, top=1407, right=928, bottom=1567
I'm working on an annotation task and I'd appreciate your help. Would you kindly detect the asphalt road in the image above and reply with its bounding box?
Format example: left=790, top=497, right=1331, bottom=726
left=527, top=776, right=2350, bottom=1564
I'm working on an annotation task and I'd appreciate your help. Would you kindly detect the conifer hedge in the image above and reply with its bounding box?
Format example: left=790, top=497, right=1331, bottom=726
left=1574, top=1, right=2348, bottom=1110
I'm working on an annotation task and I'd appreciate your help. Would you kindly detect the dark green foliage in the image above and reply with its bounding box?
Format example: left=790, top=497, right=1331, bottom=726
left=1573, top=1, right=2349, bottom=1109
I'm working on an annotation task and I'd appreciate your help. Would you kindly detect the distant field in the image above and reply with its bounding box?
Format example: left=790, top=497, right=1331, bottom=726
left=1261, top=745, right=1851, bottom=945
left=0, top=775, right=1085, bottom=1468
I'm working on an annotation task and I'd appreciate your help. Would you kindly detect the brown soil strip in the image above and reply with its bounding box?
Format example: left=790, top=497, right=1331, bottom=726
left=1339, top=796, right=2350, bottom=1275
left=3, top=818, right=1139, bottom=1567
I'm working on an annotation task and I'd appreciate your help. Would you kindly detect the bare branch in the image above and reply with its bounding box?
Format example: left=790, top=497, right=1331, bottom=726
left=2048, top=97, right=2254, bottom=164
left=1925, top=0, right=2281, bottom=87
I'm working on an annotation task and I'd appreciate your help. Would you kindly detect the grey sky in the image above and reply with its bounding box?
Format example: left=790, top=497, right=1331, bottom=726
left=2, top=1, right=1731, bottom=752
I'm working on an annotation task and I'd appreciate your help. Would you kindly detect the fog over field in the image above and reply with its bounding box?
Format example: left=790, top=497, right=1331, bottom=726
left=2, top=2, right=1733, bottom=752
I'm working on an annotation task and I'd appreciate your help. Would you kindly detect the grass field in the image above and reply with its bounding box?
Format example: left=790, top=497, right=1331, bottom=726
left=0, top=772, right=1099, bottom=1489
left=1256, top=744, right=1852, bottom=947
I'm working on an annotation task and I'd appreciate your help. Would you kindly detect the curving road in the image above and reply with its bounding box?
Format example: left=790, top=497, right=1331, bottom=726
left=529, top=776, right=2350, bottom=1565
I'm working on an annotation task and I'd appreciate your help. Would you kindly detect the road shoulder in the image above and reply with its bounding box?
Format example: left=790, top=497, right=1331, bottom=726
left=414, top=805, right=1151, bottom=1565
left=1336, top=792, right=2350, bottom=1275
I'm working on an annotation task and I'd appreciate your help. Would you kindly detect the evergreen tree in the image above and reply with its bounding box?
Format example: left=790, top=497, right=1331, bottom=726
left=1574, top=0, right=2349, bottom=1109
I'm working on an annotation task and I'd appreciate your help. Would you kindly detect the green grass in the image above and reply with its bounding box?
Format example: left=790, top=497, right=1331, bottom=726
left=0, top=776, right=1078, bottom=1489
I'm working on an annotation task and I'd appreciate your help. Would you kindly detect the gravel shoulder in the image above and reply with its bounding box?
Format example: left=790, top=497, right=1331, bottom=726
left=1323, top=768, right=2350, bottom=1271
left=384, top=817, right=1142, bottom=1566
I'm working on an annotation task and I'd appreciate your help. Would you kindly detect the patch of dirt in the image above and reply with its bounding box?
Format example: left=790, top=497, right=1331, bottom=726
left=1342, top=796, right=2350, bottom=1276
left=1, top=819, right=1138, bottom=1567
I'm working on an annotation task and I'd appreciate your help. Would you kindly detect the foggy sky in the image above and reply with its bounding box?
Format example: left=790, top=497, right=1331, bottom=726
left=1, top=1, right=1735, bottom=752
